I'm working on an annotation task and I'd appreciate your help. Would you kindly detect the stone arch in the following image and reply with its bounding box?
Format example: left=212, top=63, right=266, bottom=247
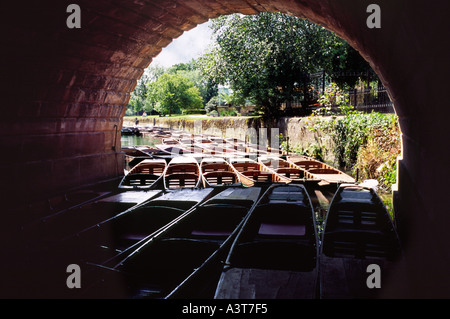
left=3, top=0, right=450, bottom=297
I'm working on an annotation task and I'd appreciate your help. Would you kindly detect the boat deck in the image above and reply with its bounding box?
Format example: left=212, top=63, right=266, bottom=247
left=214, top=268, right=317, bottom=299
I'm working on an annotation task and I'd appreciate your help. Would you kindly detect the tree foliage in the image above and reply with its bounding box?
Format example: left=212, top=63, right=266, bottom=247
left=127, top=73, right=152, bottom=115
left=198, top=12, right=370, bottom=118
left=146, top=73, right=203, bottom=116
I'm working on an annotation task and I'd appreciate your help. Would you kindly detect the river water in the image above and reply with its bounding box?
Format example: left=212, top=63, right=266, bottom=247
left=121, top=134, right=159, bottom=147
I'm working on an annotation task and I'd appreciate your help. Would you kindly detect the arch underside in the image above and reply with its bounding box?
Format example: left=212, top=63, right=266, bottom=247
left=2, top=0, right=450, bottom=297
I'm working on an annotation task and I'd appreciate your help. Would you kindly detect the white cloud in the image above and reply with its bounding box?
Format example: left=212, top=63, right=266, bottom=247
left=151, top=20, right=213, bottom=68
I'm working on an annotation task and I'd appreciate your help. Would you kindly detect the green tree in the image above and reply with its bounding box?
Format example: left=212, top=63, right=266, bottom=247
left=326, top=42, right=372, bottom=90
left=127, top=73, right=152, bottom=115
left=198, top=12, right=369, bottom=118
left=146, top=63, right=166, bottom=82
left=168, top=61, right=218, bottom=107
left=146, top=73, right=203, bottom=116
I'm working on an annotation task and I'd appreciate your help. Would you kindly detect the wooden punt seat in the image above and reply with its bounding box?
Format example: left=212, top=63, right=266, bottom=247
left=268, top=191, right=306, bottom=204
left=294, top=160, right=324, bottom=170
left=130, top=164, right=166, bottom=175
left=201, top=163, right=230, bottom=172
left=227, top=203, right=313, bottom=244
left=121, top=173, right=160, bottom=187
left=165, top=173, right=199, bottom=189
left=323, top=205, right=401, bottom=260
left=241, top=170, right=273, bottom=182
left=308, top=168, right=341, bottom=174
left=335, top=187, right=375, bottom=204
left=162, top=138, right=179, bottom=145
left=327, top=189, right=388, bottom=231
left=276, top=168, right=305, bottom=179
left=232, top=162, right=260, bottom=172
left=278, top=161, right=292, bottom=168
left=255, top=204, right=312, bottom=237
left=326, top=206, right=394, bottom=235
left=258, top=222, right=306, bottom=237
left=203, top=171, right=238, bottom=185
left=166, top=164, right=198, bottom=174
left=321, top=229, right=398, bottom=259
left=189, top=205, right=249, bottom=239
left=230, top=204, right=316, bottom=270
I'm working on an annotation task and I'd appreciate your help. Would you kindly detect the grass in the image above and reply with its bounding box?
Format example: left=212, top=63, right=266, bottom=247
left=379, top=191, right=395, bottom=220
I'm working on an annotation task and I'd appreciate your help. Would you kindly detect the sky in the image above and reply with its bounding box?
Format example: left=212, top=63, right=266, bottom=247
left=150, top=20, right=214, bottom=68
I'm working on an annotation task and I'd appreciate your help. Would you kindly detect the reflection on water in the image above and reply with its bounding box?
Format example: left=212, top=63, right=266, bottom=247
left=121, top=135, right=159, bottom=147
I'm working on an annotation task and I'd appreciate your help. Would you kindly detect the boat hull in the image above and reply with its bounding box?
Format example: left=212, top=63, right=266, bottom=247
left=214, top=184, right=319, bottom=299
left=80, top=187, right=262, bottom=299
left=319, top=184, right=403, bottom=299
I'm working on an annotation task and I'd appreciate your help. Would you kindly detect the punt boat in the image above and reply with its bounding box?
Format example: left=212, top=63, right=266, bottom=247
left=145, top=129, right=171, bottom=139
left=258, top=156, right=308, bottom=182
left=66, top=188, right=216, bottom=267
left=23, top=189, right=164, bottom=281
left=163, top=156, right=202, bottom=190
left=287, top=155, right=355, bottom=184
left=319, top=183, right=402, bottom=298
left=228, top=158, right=291, bottom=184
left=122, top=147, right=151, bottom=171
left=154, top=143, right=194, bottom=157
left=175, top=142, right=218, bottom=158
left=214, top=184, right=319, bottom=299
left=133, top=145, right=172, bottom=158
left=118, top=159, right=167, bottom=190
left=162, top=137, right=180, bottom=145
left=200, top=157, right=254, bottom=188
left=24, top=189, right=163, bottom=248
left=194, top=142, right=248, bottom=158
left=80, top=186, right=262, bottom=299
left=195, top=137, right=214, bottom=144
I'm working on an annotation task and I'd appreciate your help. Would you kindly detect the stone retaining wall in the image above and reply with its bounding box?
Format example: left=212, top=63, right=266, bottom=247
left=125, top=116, right=337, bottom=163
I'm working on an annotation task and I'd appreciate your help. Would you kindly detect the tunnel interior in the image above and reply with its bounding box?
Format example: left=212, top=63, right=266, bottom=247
left=3, top=0, right=450, bottom=298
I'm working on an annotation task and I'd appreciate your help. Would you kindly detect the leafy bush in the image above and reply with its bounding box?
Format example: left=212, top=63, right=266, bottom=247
left=307, top=109, right=400, bottom=191
left=355, top=125, right=401, bottom=191
left=220, top=109, right=238, bottom=116
left=182, top=109, right=207, bottom=115
left=312, top=82, right=355, bottom=117
left=205, top=96, right=220, bottom=113
left=280, top=133, right=325, bottom=162
left=318, top=82, right=349, bottom=108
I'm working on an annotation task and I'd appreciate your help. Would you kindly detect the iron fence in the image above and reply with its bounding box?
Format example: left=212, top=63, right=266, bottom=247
left=310, top=69, right=395, bottom=114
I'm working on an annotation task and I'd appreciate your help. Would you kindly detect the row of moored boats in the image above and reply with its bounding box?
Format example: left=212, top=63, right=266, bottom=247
left=64, top=182, right=402, bottom=299
left=120, top=129, right=355, bottom=190
left=55, top=130, right=403, bottom=298
left=21, top=128, right=402, bottom=298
